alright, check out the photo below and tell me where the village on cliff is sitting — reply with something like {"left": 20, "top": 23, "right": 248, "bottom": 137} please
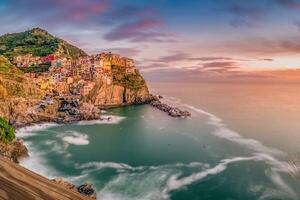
{"left": 13, "top": 51, "right": 137, "bottom": 96}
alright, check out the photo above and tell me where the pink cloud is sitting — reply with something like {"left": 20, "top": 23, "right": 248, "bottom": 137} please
{"left": 103, "top": 18, "right": 172, "bottom": 42}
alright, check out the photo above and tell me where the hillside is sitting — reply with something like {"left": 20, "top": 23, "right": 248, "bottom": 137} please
{"left": 0, "top": 28, "right": 150, "bottom": 124}
{"left": 0, "top": 56, "right": 44, "bottom": 99}
{"left": 0, "top": 28, "right": 87, "bottom": 60}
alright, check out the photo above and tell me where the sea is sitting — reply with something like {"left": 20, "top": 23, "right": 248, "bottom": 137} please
{"left": 17, "top": 82, "right": 300, "bottom": 200}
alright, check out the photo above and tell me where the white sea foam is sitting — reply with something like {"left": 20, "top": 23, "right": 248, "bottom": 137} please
{"left": 62, "top": 131, "right": 89, "bottom": 145}
{"left": 182, "top": 104, "right": 284, "bottom": 156}
{"left": 19, "top": 141, "right": 60, "bottom": 179}
{"left": 76, "top": 161, "right": 209, "bottom": 174}
{"left": 76, "top": 161, "right": 134, "bottom": 171}
{"left": 162, "top": 156, "right": 259, "bottom": 198}
{"left": 97, "top": 165, "right": 178, "bottom": 200}
{"left": 156, "top": 96, "right": 295, "bottom": 198}
{"left": 16, "top": 123, "right": 59, "bottom": 138}
{"left": 267, "top": 170, "right": 297, "bottom": 199}
{"left": 76, "top": 115, "right": 125, "bottom": 125}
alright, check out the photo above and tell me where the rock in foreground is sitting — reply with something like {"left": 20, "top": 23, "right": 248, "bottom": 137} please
{"left": 0, "top": 156, "right": 91, "bottom": 200}
{"left": 52, "top": 178, "right": 96, "bottom": 199}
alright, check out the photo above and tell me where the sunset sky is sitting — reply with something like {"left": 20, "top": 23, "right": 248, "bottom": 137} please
{"left": 1, "top": 0, "right": 300, "bottom": 81}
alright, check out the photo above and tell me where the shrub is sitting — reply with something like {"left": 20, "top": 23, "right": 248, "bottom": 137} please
{"left": 0, "top": 117, "right": 15, "bottom": 143}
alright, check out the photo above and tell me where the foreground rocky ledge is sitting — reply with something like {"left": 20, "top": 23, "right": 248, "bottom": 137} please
{"left": 0, "top": 156, "right": 94, "bottom": 200}
{"left": 147, "top": 95, "right": 191, "bottom": 118}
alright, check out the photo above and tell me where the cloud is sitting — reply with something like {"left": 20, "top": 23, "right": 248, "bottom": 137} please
{"left": 201, "top": 61, "right": 240, "bottom": 72}
{"left": 220, "top": 37, "right": 300, "bottom": 56}
{"left": 275, "top": 0, "right": 300, "bottom": 9}
{"left": 294, "top": 20, "right": 300, "bottom": 30}
{"left": 103, "top": 18, "right": 178, "bottom": 42}
{"left": 229, "top": 5, "right": 264, "bottom": 19}
{"left": 104, "top": 18, "right": 163, "bottom": 41}
{"left": 151, "top": 52, "right": 191, "bottom": 63}
{"left": 189, "top": 56, "right": 250, "bottom": 62}
{"left": 147, "top": 53, "right": 252, "bottom": 64}
{"left": 260, "top": 58, "right": 274, "bottom": 61}
{"left": 226, "top": 4, "right": 265, "bottom": 28}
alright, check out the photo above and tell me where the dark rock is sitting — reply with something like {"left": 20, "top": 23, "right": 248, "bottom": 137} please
{"left": 52, "top": 179, "right": 96, "bottom": 199}
{"left": 148, "top": 95, "right": 191, "bottom": 118}
{"left": 77, "top": 183, "right": 96, "bottom": 199}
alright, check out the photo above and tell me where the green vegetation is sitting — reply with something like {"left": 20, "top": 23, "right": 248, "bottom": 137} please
{"left": 19, "top": 62, "right": 51, "bottom": 74}
{"left": 111, "top": 65, "right": 146, "bottom": 91}
{"left": 0, "top": 117, "right": 15, "bottom": 143}
{"left": 0, "top": 28, "right": 87, "bottom": 60}
{"left": 0, "top": 56, "right": 44, "bottom": 98}
{"left": 0, "top": 56, "right": 22, "bottom": 76}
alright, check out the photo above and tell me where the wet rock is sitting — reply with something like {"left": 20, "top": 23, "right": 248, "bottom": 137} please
{"left": 0, "top": 139, "right": 28, "bottom": 163}
{"left": 52, "top": 178, "right": 96, "bottom": 199}
{"left": 148, "top": 95, "right": 191, "bottom": 118}
{"left": 77, "top": 183, "right": 96, "bottom": 199}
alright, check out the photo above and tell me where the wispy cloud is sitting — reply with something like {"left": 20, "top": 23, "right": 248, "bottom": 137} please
{"left": 103, "top": 18, "right": 179, "bottom": 43}
{"left": 225, "top": 4, "right": 266, "bottom": 28}
{"left": 275, "top": 0, "right": 300, "bottom": 10}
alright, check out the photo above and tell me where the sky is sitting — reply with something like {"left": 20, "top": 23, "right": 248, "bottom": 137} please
{"left": 1, "top": 0, "right": 300, "bottom": 82}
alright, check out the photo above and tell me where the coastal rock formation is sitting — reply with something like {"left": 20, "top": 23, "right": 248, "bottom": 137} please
{"left": 87, "top": 66, "right": 150, "bottom": 107}
{"left": 0, "top": 139, "right": 28, "bottom": 163}
{"left": 52, "top": 178, "right": 96, "bottom": 199}
{"left": 148, "top": 95, "right": 191, "bottom": 118}
{"left": 77, "top": 183, "right": 96, "bottom": 199}
{"left": 89, "top": 82, "right": 149, "bottom": 107}
{"left": 0, "top": 97, "right": 58, "bottom": 127}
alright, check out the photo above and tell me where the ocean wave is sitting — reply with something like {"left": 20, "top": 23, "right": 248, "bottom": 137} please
{"left": 161, "top": 156, "right": 259, "bottom": 198}
{"left": 157, "top": 96, "right": 295, "bottom": 197}
{"left": 62, "top": 131, "right": 89, "bottom": 145}
{"left": 84, "top": 153, "right": 295, "bottom": 200}
{"left": 161, "top": 153, "right": 296, "bottom": 199}
{"left": 181, "top": 104, "right": 285, "bottom": 157}
{"left": 75, "top": 161, "right": 209, "bottom": 174}
{"left": 265, "top": 170, "right": 297, "bottom": 199}
{"left": 16, "top": 123, "right": 60, "bottom": 138}
{"left": 19, "top": 141, "right": 60, "bottom": 179}
{"left": 75, "top": 115, "right": 125, "bottom": 125}
{"left": 97, "top": 165, "right": 178, "bottom": 200}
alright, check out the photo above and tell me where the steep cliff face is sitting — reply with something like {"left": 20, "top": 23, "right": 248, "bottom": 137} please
{"left": 0, "top": 97, "right": 60, "bottom": 126}
{"left": 87, "top": 66, "right": 150, "bottom": 107}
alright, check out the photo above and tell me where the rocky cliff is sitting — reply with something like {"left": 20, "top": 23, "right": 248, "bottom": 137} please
{"left": 87, "top": 65, "right": 149, "bottom": 107}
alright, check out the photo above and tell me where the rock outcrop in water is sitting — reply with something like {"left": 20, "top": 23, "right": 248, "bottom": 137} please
{"left": 148, "top": 95, "right": 191, "bottom": 118}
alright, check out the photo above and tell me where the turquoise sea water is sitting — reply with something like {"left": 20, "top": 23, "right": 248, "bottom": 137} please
{"left": 18, "top": 82, "right": 300, "bottom": 200}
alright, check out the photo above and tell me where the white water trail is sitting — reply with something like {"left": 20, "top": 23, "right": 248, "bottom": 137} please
{"left": 17, "top": 123, "right": 60, "bottom": 138}
{"left": 62, "top": 131, "right": 89, "bottom": 145}
{"left": 162, "top": 156, "right": 257, "bottom": 198}
{"left": 76, "top": 115, "right": 125, "bottom": 125}
{"left": 155, "top": 96, "right": 296, "bottom": 199}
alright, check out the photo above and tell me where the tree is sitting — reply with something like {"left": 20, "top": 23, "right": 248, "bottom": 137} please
{"left": 0, "top": 117, "right": 15, "bottom": 143}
